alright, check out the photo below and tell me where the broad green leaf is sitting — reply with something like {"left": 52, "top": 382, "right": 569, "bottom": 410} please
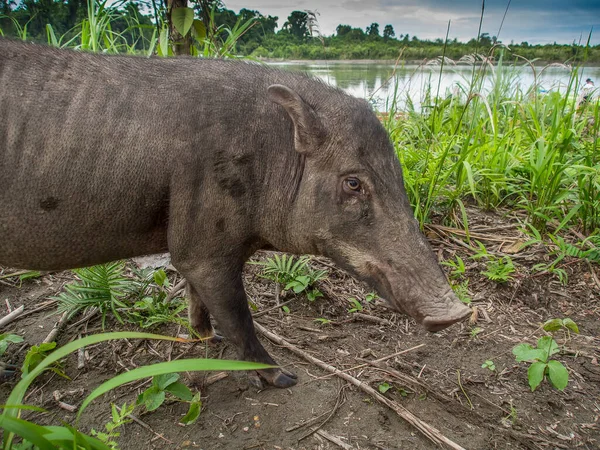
{"left": 180, "top": 394, "right": 202, "bottom": 425}
{"left": 542, "top": 318, "right": 563, "bottom": 332}
{"left": 547, "top": 360, "right": 569, "bottom": 390}
{"left": 562, "top": 318, "right": 579, "bottom": 334}
{"left": 153, "top": 270, "right": 168, "bottom": 288}
{"left": 153, "top": 372, "right": 179, "bottom": 390}
{"left": 537, "top": 336, "right": 560, "bottom": 359}
{"left": 192, "top": 19, "right": 206, "bottom": 40}
{"left": 78, "top": 358, "right": 272, "bottom": 420}
{"left": 0, "top": 334, "right": 24, "bottom": 356}
{"left": 164, "top": 381, "right": 193, "bottom": 401}
{"left": 528, "top": 361, "right": 547, "bottom": 391}
{"left": 378, "top": 382, "right": 391, "bottom": 394}
{"left": 172, "top": 7, "right": 194, "bottom": 37}
{"left": 158, "top": 27, "right": 169, "bottom": 57}
{"left": 0, "top": 416, "right": 55, "bottom": 450}
{"left": 512, "top": 343, "right": 545, "bottom": 362}
{"left": 142, "top": 387, "right": 165, "bottom": 411}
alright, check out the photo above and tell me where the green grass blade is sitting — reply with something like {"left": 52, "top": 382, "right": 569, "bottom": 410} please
{"left": 78, "top": 359, "right": 271, "bottom": 420}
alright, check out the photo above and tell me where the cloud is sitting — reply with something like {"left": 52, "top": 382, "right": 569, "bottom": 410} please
{"left": 222, "top": 0, "right": 600, "bottom": 44}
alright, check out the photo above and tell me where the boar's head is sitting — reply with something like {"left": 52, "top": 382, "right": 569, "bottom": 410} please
{"left": 267, "top": 84, "right": 470, "bottom": 332}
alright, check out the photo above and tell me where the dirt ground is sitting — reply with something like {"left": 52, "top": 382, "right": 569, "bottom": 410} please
{"left": 1, "top": 207, "right": 599, "bottom": 450}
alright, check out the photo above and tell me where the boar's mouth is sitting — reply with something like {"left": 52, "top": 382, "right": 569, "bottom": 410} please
{"left": 366, "top": 262, "right": 471, "bottom": 332}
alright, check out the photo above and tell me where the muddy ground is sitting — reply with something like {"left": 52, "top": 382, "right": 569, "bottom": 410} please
{"left": 1, "top": 208, "right": 599, "bottom": 450}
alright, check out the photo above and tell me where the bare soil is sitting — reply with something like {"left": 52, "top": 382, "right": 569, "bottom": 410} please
{"left": 1, "top": 207, "right": 599, "bottom": 450}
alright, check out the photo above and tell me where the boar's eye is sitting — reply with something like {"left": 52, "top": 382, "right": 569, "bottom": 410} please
{"left": 343, "top": 177, "right": 361, "bottom": 193}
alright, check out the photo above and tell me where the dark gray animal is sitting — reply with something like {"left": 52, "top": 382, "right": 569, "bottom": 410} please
{"left": 0, "top": 39, "right": 470, "bottom": 387}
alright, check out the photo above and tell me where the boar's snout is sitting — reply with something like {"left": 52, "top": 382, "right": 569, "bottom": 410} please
{"left": 420, "top": 292, "right": 472, "bottom": 332}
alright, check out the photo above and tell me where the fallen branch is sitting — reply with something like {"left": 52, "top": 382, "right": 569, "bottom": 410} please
{"left": 315, "top": 430, "right": 352, "bottom": 449}
{"left": 254, "top": 322, "right": 465, "bottom": 450}
{"left": 353, "top": 312, "right": 393, "bottom": 326}
{"left": 0, "top": 305, "right": 25, "bottom": 329}
{"left": 43, "top": 311, "right": 69, "bottom": 343}
{"left": 166, "top": 279, "right": 187, "bottom": 303}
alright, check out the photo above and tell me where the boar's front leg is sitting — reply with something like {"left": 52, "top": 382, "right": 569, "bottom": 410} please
{"left": 178, "top": 260, "right": 297, "bottom": 388}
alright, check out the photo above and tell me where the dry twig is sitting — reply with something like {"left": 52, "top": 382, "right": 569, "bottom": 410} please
{"left": 255, "top": 322, "right": 465, "bottom": 450}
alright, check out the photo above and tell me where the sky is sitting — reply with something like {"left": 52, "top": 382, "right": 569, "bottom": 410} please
{"left": 223, "top": 0, "right": 600, "bottom": 45}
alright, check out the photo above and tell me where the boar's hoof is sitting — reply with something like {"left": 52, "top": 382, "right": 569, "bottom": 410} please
{"left": 203, "top": 333, "right": 224, "bottom": 345}
{"left": 249, "top": 368, "right": 298, "bottom": 389}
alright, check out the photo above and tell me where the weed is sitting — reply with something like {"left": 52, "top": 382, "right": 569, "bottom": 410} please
{"left": 21, "top": 342, "right": 67, "bottom": 379}
{"left": 0, "top": 334, "right": 23, "bottom": 357}
{"left": 347, "top": 297, "right": 364, "bottom": 313}
{"left": 90, "top": 402, "right": 135, "bottom": 449}
{"left": 54, "top": 262, "right": 131, "bottom": 328}
{"left": 137, "top": 373, "right": 202, "bottom": 425}
{"left": 482, "top": 256, "right": 515, "bottom": 283}
{"left": 252, "top": 254, "right": 328, "bottom": 302}
{"left": 378, "top": 382, "right": 391, "bottom": 394}
{"left": 451, "top": 280, "right": 472, "bottom": 304}
{"left": 314, "top": 318, "right": 332, "bottom": 325}
{"left": 469, "top": 327, "right": 483, "bottom": 338}
{"left": 481, "top": 360, "right": 496, "bottom": 372}
{"left": 512, "top": 336, "right": 569, "bottom": 391}
{"left": 1, "top": 332, "right": 271, "bottom": 449}
{"left": 442, "top": 255, "right": 467, "bottom": 279}
{"left": 543, "top": 317, "right": 580, "bottom": 343}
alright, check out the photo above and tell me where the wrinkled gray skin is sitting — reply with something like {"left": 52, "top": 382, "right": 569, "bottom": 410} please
{"left": 0, "top": 39, "right": 470, "bottom": 387}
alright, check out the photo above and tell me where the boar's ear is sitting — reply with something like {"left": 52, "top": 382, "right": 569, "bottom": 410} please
{"left": 267, "top": 84, "right": 326, "bottom": 154}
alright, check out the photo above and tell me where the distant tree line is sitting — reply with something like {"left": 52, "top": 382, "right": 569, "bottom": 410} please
{"left": 1, "top": 0, "right": 598, "bottom": 62}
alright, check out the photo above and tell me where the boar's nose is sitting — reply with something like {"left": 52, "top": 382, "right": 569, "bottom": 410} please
{"left": 420, "top": 293, "right": 471, "bottom": 332}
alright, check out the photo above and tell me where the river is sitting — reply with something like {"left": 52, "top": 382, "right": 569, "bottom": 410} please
{"left": 270, "top": 61, "right": 600, "bottom": 111}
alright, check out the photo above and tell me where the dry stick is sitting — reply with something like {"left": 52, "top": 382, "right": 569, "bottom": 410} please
{"left": 166, "top": 278, "right": 187, "bottom": 303}
{"left": 315, "top": 430, "right": 353, "bottom": 450}
{"left": 16, "top": 300, "right": 58, "bottom": 320}
{"left": 299, "top": 344, "right": 425, "bottom": 385}
{"left": 43, "top": 311, "right": 69, "bottom": 343}
{"left": 0, "top": 305, "right": 25, "bottom": 328}
{"left": 67, "top": 308, "right": 98, "bottom": 330}
{"left": 254, "top": 323, "right": 464, "bottom": 450}
{"left": 114, "top": 405, "right": 174, "bottom": 444}
{"left": 253, "top": 299, "right": 294, "bottom": 318}
{"left": 353, "top": 312, "right": 393, "bottom": 326}
{"left": 587, "top": 261, "right": 600, "bottom": 291}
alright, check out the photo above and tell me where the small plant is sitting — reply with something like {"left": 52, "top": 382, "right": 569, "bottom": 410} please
{"left": 0, "top": 334, "right": 23, "bottom": 357}
{"left": 91, "top": 402, "right": 135, "bottom": 449}
{"left": 442, "top": 255, "right": 466, "bottom": 279}
{"left": 501, "top": 401, "right": 518, "bottom": 427}
{"left": 314, "top": 318, "right": 332, "bottom": 325}
{"left": 451, "top": 280, "right": 472, "bottom": 304}
{"left": 365, "top": 292, "right": 378, "bottom": 303}
{"left": 21, "top": 342, "right": 67, "bottom": 379}
{"left": 347, "top": 297, "right": 364, "bottom": 313}
{"left": 482, "top": 256, "right": 515, "bottom": 283}
{"left": 481, "top": 360, "right": 496, "bottom": 372}
{"left": 542, "top": 317, "right": 579, "bottom": 341}
{"left": 252, "top": 254, "right": 328, "bottom": 301}
{"left": 54, "top": 262, "right": 131, "bottom": 327}
{"left": 378, "top": 382, "right": 391, "bottom": 394}
{"left": 469, "top": 327, "right": 483, "bottom": 338}
{"left": 137, "top": 373, "right": 202, "bottom": 425}
{"left": 512, "top": 336, "right": 569, "bottom": 391}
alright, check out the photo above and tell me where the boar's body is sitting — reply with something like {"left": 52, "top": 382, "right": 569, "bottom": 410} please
{"left": 0, "top": 39, "right": 469, "bottom": 387}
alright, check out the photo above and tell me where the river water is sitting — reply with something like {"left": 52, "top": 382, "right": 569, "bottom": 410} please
{"left": 271, "top": 61, "right": 600, "bottom": 111}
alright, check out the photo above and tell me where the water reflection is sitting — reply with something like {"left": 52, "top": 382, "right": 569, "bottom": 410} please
{"left": 270, "top": 61, "right": 600, "bottom": 111}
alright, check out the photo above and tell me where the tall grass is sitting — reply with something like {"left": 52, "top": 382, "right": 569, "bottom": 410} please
{"left": 386, "top": 51, "right": 599, "bottom": 235}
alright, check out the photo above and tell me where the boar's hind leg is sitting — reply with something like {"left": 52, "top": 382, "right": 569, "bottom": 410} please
{"left": 180, "top": 263, "right": 297, "bottom": 388}
{"left": 186, "top": 283, "right": 223, "bottom": 344}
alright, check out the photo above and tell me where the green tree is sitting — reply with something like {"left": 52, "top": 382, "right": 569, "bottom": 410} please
{"left": 366, "top": 22, "right": 379, "bottom": 37}
{"left": 283, "top": 10, "right": 308, "bottom": 41}
{"left": 336, "top": 24, "right": 351, "bottom": 37}
{"left": 383, "top": 24, "right": 395, "bottom": 41}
